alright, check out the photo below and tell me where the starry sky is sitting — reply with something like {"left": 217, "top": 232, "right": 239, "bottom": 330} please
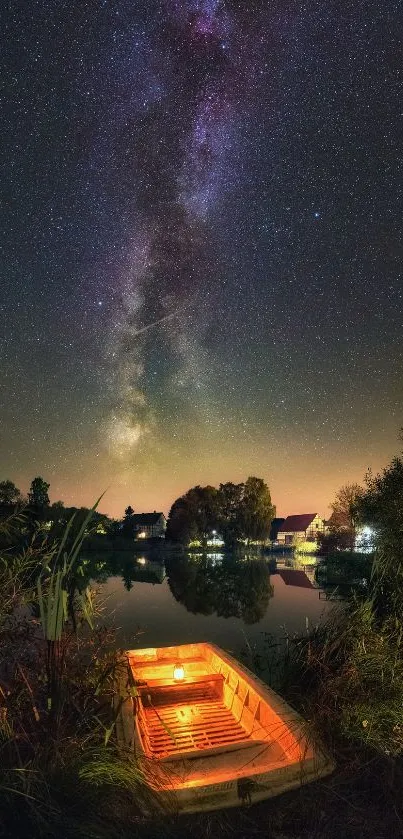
{"left": 1, "top": 0, "right": 402, "bottom": 519}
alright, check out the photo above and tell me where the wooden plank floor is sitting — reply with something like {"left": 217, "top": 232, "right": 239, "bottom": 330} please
{"left": 140, "top": 684, "right": 248, "bottom": 759}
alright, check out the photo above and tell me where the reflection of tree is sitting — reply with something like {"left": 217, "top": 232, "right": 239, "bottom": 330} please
{"left": 77, "top": 554, "right": 165, "bottom": 591}
{"left": 166, "top": 556, "right": 273, "bottom": 625}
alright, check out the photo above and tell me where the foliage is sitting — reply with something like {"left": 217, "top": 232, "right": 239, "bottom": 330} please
{"left": 286, "top": 602, "right": 403, "bottom": 759}
{"left": 166, "top": 477, "right": 275, "bottom": 547}
{"left": 358, "top": 454, "right": 403, "bottom": 619}
{"left": 166, "top": 485, "right": 220, "bottom": 546}
{"left": 47, "top": 505, "right": 110, "bottom": 547}
{"left": 330, "top": 483, "right": 363, "bottom": 530}
{"left": 317, "top": 528, "right": 358, "bottom": 555}
{"left": 0, "top": 501, "right": 150, "bottom": 836}
{"left": 239, "top": 477, "right": 275, "bottom": 543}
{"left": 0, "top": 479, "right": 22, "bottom": 505}
{"left": 28, "top": 476, "right": 50, "bottom": 508}
{"left": 292, "top": 538, "right": 318, "bottom": 555}
{"left": 218, "top": 482, "right": 245, "bottom": 547}
{"left": 122, "top": 506, "right": 137, "bottom": 538}
{"left": 279, "top": 445, "right": 403, "bottom": 772}
{"left": 323, "top": 482, "right": 364, "bottom": 552}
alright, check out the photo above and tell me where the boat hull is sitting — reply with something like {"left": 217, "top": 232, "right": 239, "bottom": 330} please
{"left": 117, "top": 642, "right": 334, "bottom": 814}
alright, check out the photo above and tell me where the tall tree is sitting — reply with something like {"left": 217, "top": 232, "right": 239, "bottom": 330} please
{"left": 218, "top": 482, "right": 244, "bottom": 547}
{"left": 329, "top": 483, "right": 363, "bottom": 531}
{"left": 0, "top": 480, "right": 22, "bottom": 505}
{"left": 122, "top": 505, "right": 136, "bottom": 538}
{"left": 28, "top": 477, "right": 50, "bottom": 508}
{"left": 166, "top": 485, "right": 220, "bottom": 546}
{"left": 324, "top": 483, "right": 364, "bottom": 551}
{"left": 167, "top": 478, "right": 275, "bottom": 547}
{"left": 166, "top": 496, "right": 199, "bottom": 544}
{"left": 239, "top": 477, "right": 276, "bottom": 544}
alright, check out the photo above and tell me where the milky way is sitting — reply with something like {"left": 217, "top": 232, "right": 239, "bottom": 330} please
{"left": 105, "top": 0, "right": 243, "bottom": 460}
{"left": 1, "top": 0, "right": 402, "bottom": 517}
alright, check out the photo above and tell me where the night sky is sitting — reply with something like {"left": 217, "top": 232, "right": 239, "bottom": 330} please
{"left": 1, "top": 0, "right": 402, "bottom": 519}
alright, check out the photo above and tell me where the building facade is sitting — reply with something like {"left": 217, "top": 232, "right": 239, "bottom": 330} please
{"left": 277, "top": 513, "right": 325, "bottom": 545}
{"left": 131, "top": 512, "right": 167, "bottom": 539}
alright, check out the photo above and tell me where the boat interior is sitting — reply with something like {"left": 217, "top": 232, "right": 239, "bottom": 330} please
{"left": 128, "top": 643, "right": 308, "bottom": 766}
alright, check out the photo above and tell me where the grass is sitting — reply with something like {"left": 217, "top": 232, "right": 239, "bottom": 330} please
{"left": 1, "top": 479, "right": 403, "bottom": 839}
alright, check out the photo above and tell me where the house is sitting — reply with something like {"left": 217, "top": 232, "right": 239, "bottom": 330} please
{"left": 270, "top": 518, "right": 285, "bottom": 542}
{"left": 131, "top": 512, "right": 166, "bottom": 539}
{"left": 277, "top": 514, "right": 325, "bottom": 546}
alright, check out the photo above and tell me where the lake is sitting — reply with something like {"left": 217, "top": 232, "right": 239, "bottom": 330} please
{"left": 90, "top": 552, "right": 333, "bottom": 664}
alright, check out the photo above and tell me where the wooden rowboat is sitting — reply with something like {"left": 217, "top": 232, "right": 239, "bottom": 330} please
{"left": 117, "top": 642, "right": 334, "bottom": 814}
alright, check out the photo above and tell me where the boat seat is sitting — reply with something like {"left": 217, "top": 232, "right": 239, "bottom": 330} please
{"left": 136, "top": 680, "right": 266, "bottom": 762}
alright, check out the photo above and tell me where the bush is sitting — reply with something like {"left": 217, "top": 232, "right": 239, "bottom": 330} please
{"left": 286, "top": 601, "right": 403, "bottom": 759}
{"left": 0, "top": 507, "right": 151, "bottom": 837}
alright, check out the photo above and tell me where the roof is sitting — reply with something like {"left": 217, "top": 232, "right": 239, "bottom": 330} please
{"left": 278, "top": 514, "right": 318, "bottom": 533}
{"left": 278, "top": 570, "right": 315, "bottom": 589}
{"left": 131, "top": 513, "right": 165, "bottom": 525}
{"left": 270, "top": 517, "right": 285, "bottom": 538}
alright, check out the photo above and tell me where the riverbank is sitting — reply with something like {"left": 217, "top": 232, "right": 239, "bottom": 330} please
{"left": 1, "top": 457, "right": 402, "bottom": 839}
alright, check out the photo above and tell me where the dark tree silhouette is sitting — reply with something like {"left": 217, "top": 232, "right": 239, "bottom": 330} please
{"left": 167, "top": 477, "right": 275, "bottom": 547}
{"left": 0, "top": 480, "right": 22, "bottom": 505}
{"left": 28, "top": 477, "right": 50, "bottom": 508}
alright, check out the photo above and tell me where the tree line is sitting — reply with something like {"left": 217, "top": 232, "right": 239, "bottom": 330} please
{"left": 166, "top": 476, "right": 275, "bottom": 547}
{"left": 0, "top": 477, "right": 51, "bottom": 508}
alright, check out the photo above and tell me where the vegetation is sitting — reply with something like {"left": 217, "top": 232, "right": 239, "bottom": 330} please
{"left": 0, "top": 503, "right": 157, "bottom": 837}
{"left": 318, "top": 482, "right": 363, "bottom": 554}
{"left": 269, "top": 443, "right": 403, "bottom": 831}
{"left": 122, "top": 505, "right": 137, "bottom": 538}
{"left": 357, "top": 453, "right": 403, "bottom": 618}
{"left": 28, "top": 475, "right": 50, "bottom": 509}
{"left": 166, "top": 477, "right": 275, "bottom": 547}
{"left": 0, "top": 479, "right": 23, "bottom": 505}
{"left": 1, "top": 441, "right": 403, "bottom": 837}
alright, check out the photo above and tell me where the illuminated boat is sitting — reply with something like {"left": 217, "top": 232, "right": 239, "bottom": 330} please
{"left": 117, "top": 642, "right": 334, "bottom": 814}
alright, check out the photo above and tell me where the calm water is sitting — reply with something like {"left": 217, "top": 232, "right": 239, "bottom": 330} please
{"left": 91, "top": 552, "right": 333, "bottom": 660}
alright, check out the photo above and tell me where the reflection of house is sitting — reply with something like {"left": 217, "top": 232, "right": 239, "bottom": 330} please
{"left": 277, "top": 514, "right": 325, "bottom": 545}
{"left": 134, "top": 559, "right": 166, "bottom": 584}
{"left": 277, "top": 569, "right": 315, "bottom": 589}
{"left": 132, "top": 513, "right": 166, "bottom": 539}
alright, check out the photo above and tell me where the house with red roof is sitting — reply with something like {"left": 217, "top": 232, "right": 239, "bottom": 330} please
{"left": 277, "top": 513, "right": 325, "bottom": 546}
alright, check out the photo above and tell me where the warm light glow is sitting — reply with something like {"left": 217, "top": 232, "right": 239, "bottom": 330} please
{"left": 173, "top": 663, "right": 185, "bottom": 681}
{"left": 137, "top": 557, "right": 147, "bottom": 565}
{"left": 138, "top": 531, "right": 147, "bottom": 539}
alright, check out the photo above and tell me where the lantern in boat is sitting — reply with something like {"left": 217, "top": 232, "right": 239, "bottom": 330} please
{"left": 173, "top": 663, "right": 185, "bottom": 682}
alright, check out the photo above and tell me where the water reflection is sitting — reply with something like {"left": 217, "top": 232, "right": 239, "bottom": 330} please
{"left": 89, "top": 550, "right": 332, "bottom": 652}
{"left": 83, "top": 553, "right": 166, "bottom": 590}
{"left": 165, "top": 555, "right": 273, "bottom": 625}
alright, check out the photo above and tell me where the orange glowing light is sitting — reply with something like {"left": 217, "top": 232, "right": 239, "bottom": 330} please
{"left": 173, "top": 663, "right": 185, "bottom": 681}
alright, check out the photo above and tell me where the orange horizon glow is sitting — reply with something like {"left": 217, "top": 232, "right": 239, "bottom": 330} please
{"left": 11, "top": 432, "right": 399, "bottom": 521}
